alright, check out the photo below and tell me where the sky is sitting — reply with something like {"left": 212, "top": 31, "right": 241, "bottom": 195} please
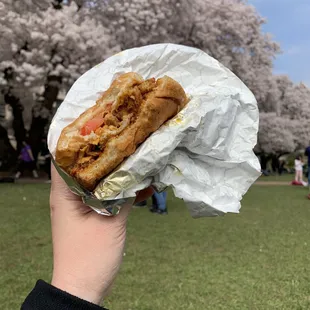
{"left": 248, "top": 0, "right": 310, "bottom": 86}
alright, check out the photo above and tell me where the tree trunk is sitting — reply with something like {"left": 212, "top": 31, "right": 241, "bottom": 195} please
{"left": 4, "top": 89, "right": 25, "bottom": 153}
{"left": 260, "top": 153, "right": 267, "bottom": 171}
{"left": 2, "top": 76, "right": 61, "bottom": 164}
{"left": 28, "top": 104, "right": 50, "bottom": 160}
{"left": 43, "top": 76, "right": 61, "bottom": 110}
{"left": 0, "top": 124, "right": 17, "bottom": 171}
{"left": 28, "top": 76, "right": 61, "bottom": 160}
{"left": 271, "top": 154, "right": 279, "bottom": 174}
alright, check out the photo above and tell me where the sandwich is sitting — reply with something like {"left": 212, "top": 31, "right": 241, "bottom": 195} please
{"left": 55, "top": 72, "right": 188, "bottom": 191}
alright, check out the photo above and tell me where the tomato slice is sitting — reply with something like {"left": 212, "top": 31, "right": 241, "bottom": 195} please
{"left": 80, "top": 117, "right": 105, "bottom": 136}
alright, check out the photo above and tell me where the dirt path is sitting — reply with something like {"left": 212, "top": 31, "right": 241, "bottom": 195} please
{"left": 0, "top": 176, "right": 304, "bottom": 187}
{"left": 15, "top": 178, "right": 50, "bottom": 184}
{"left": 255, "top": 181, "right": 309, "bottom": 187}
{"left": 14, "top": 180, "right": 298, "bottom": 186}
{"left": 255, "top": 181, "right": 291, "bottom": 186}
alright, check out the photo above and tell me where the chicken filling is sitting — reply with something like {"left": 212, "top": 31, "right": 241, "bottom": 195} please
{"left": 72, "top": 78, "right": 156, "bottom": 172}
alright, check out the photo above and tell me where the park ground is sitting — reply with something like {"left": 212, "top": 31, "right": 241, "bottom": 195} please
{"left": 1, "top": 180, "right": 310, "bottom": 309}
{"left": 259, "top": 174, "right": 299, "bottom": 183}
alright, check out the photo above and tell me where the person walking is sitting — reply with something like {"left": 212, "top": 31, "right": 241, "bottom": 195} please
{"left": 135, "top": 191, "right": 168, "bottom": 214}
{"left": 294, "top": 155, "right": 307, "bottom": 186}
{"left": 305, "top": 143, "right": 310, "bottom": 185}
{"left": 150, "top": 191, "right": 168, "bottom": 215}
{"left": 15, "top": 141, "right": 39, "bottom": 179}
{"left": 134, "top": 200, "right": 147, "bottom": 207}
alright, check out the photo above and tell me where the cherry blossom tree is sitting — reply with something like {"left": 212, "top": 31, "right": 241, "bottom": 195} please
{"left": 94, "top": 0, "right": 280, "bottom": 105}
{"left": 93, "top": 0, "right": 310, "bottom": 157}
{"left": 257, "top": 113, "right": 295, "bottom": 155}
{"left": 257, "top": 77, "right": 310, "bottom": 156}
{"left": 281, "top": 83, "right": 310, "bottom": 120}
{"left": 1, "top": 0, "right": 310, "bottom": 167}
{"left": 0, "top": 1, "right": 117, "bottom": 159}
{"left": 1, "top": 2, "right": 116, "bottom": 95}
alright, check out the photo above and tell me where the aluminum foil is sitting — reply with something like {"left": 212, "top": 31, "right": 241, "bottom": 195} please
{"left": 48, "top": 43, "right": 261, "bottom": 218}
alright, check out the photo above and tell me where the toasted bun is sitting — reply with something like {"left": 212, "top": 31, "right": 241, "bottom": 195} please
{"left": 56, "top": 72, "right": 144, "bottom": 169}
{"left": 55, "top": 72, "right": 187, "bottom": 191}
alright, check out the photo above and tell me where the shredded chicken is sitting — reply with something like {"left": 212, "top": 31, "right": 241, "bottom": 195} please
{"left": 102, "top": 114, "right": 119, "bottom": 127}
{"left": 75, "top": 79, "right": 157, "bottom": 169}
{"left": 138, "top": 78, "right": 156, "bottom": 94}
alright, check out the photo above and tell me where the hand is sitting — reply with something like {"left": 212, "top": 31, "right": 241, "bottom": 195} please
{"left": 50, "top": 164, "right": 153, "bottom": 305}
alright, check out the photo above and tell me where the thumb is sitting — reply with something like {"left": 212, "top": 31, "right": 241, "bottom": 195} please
{"left": 50, "top": 163, "right": 82, "bottom": 205}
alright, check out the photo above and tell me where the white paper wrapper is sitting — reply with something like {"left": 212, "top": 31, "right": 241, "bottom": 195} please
{"left": 48, "top": 43, "right": 261, "bottom": 218}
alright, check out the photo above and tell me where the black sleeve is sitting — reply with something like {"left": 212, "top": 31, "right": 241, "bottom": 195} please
{"left": 21, "top": 280, "right": 108, "bottom": 310}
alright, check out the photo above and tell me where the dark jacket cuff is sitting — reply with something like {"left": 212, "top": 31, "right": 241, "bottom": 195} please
{"left": 21, "top": 280, "right": 108, "bottom": 310}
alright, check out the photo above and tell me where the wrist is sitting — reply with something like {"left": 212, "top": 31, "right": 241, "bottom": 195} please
{"left": 51, "top": 274, "right": 103, "bottom": 305}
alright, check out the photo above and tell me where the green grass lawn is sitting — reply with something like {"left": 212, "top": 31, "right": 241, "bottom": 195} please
{"left": 1, "top": 183, "right": 310, "bottom": 309}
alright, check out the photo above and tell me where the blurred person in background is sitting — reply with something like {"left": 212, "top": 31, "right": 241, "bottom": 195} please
{"left": 305, "top": 143, "right": 310, "bottom": 199}
{"left": 134, "top": 199, "right": 147, "bottom": 208}
{"left": 294, "top": 155, "right": 307, "bottom": 186}
{"left": 38, "top": 137, "right": 51, "bottom": 180}
{"left": 305, "top": 143, "right": 310, "bottom": 185}
{"left": 278, "top": 159, "right": 286, "bottom": 175}
{"left": 135, "top": 191, "right": 168, "bottom": 215}
{"left": 150, "top": 191, "right": 168, "bottom": 215}
{"left": 15, "top": 140, "right": 38, "bottom": 179}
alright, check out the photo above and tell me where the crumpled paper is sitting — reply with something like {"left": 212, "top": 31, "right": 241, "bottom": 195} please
{"left": 48, "top": 43, "right": 261, "bottom": 218}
